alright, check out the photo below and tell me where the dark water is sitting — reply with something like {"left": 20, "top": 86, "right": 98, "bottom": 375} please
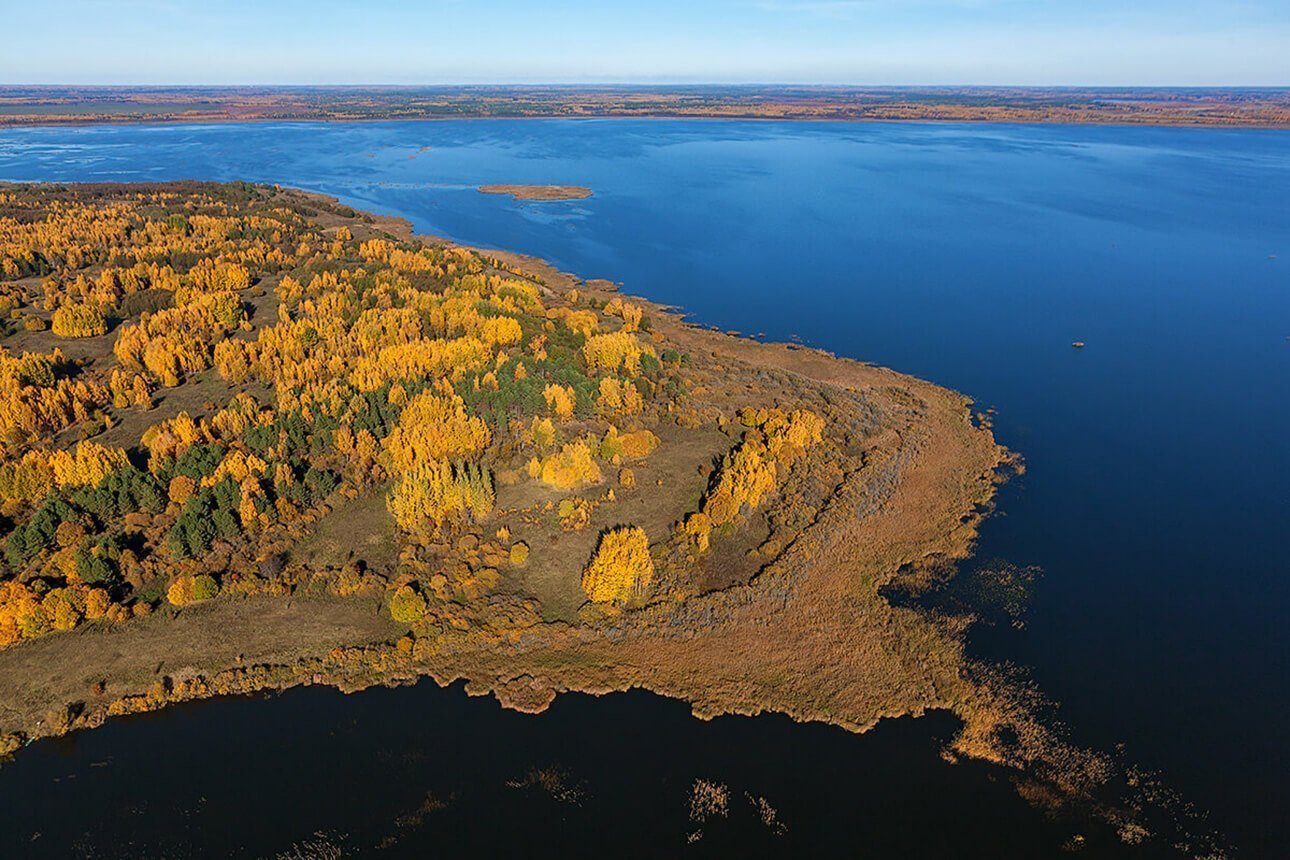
{"left": 1, "top": 120, "right": 1287, "bottom": 856}
{"left": 0, "top": 682, "right": 1144, "bottom": 858}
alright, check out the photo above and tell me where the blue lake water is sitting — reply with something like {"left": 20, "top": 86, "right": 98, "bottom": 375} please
{"left": 0, "top": 119, "right": 1287, "bottom": 856}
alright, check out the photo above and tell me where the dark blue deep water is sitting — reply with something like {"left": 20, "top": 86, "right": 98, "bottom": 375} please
{"left": 0, "top": 120, "right": 1286, "bottom": 856}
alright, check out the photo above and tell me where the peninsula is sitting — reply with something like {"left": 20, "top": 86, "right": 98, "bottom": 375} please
{"left": 0, "top": 183, "right": 1104, "bottom": 816}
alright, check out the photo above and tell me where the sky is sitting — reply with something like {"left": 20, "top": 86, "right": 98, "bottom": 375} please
{"left": 2, "top": 0, "right": 1287, "bottom": 86}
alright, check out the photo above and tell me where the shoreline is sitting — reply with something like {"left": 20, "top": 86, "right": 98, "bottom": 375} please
{"left": 3, "top": 113, "right": 1290, "bottom": 132}
{"left": 3, "top": 185, "right": 1009, "bottom": 752}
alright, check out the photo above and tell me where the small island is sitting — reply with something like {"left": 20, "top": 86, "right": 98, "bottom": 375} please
{"left": 479, "top": 184, "right": 593, "bottom": 201}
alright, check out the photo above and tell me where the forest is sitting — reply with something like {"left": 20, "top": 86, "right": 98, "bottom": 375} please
{"left": 0, "top": 182, "right": 833, "bottom": 685}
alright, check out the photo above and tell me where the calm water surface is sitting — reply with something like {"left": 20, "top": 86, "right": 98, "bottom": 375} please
{"left": 0, "top": 120, "right": 1286, "bottom": 856}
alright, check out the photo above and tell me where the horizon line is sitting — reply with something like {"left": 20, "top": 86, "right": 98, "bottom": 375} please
{"left": 2, "top": 82, "right": 1289, "bottom": 90}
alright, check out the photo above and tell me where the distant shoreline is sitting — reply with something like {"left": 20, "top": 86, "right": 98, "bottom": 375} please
{"left": 1, "top": 84, "right": 1288, "bottom": 129}
{"left": 4, "top": 114, "right": 1289, "bottom": 133}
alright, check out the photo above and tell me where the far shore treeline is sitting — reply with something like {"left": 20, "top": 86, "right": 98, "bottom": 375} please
{"left": 0, "top": 85, "right": 1287, "bottom": 128}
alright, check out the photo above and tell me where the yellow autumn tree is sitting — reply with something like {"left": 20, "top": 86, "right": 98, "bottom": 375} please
{"left": 238, "top": 476, "right": 266, "bottom": 529}
{"left": 0, "top": 348, "right": 108, "bottom": 441}
{"left": 208, "top": 449, "right": 268, "bottom": 487}
{"left": 189, "top": 259, "right": 251, "bottom": 292}
{"left": 348, "top": 337, "right": 491, "bottom": 392}
{"left": 539, "top": 439, "right": 603, "bottom": 490}
{"left": 51, "top": 304, "right": 107, "bottom": 337}
{"left": 527, "top": 416, "right": 556, "bottom": 450}
{"left": 742, "top": 407, "right": 826, "bottom": 463}
{"left": 109, "top": 368, "right": 152, "bottom": 409}
{"left": 0, "top": 581, "right": 44, "bottom": 646}
{"left": 563, "top": 309, "right": 598, "bottom": 338}
{"left": 207, "top": 393, "right": 265, "bottom": 440}
{"left": 385, "top": 391, "right": 491, "bottom": 470}
{"left": 604, "top": 298, "right": 645, "bottom": 332}
{"left": 478, "top": 314, "right": 523, "bottom": 346}
{"left": 584, "top": 331, "right": 654, "bottom": 376}
{"left": 0, "top": 442, "right": 128, "bottom": 502}
{"left": 47, "top": 441, "right": 129, "bottom": 489}
{"left": 599, "top": 426, "right": 659, "bottom": 462}
{"left": 582, "top": 526, "right": 654, "bottom": 604}
{"left": 596, "top": 377, "right": 643, "bottom": 416}
{"left": 167, "top": 574, "right": 220, "bottom": 606}
{"left": 0, "top": 451, "right": 55, "bottom": 502}
{"left": 389, "top": 584, "right": 428, "bottom": 623}
{"left": 213, "top": 338, "right": 253, "bottom": 384}
{"left": 682, "top": 511, "right": 712, "bottom": 553}
{"left": 543, "top": 383, "right": 576, "bottom": 421}
{"left": 113, "top": 291, "right": 244, "bottom": 386}
{"left": 141, "top": 412, "right": 205, "bottom": 470}
{"left": 388, "top": 460, "right": 494, "bottom": 531}
{"left": 702, "top": 438, "right": 778, "bottom": 526}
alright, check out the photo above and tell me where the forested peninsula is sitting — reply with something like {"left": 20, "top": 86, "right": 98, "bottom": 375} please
{"left": 0, "top": 183, "right": 1115, "bottom": 818}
